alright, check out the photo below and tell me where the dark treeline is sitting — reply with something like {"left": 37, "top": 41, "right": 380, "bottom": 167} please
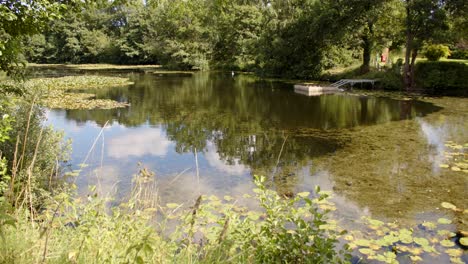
{"left": 20, "top": 0, "right": 467, "bottom": 82}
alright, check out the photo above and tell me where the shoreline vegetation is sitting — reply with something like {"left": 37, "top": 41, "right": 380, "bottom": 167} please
{"left": 1, "top": 163, "right": 466, "bottom": 263}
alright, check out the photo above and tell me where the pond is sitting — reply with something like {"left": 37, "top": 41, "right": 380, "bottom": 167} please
{"left": 41, "top": 70, "right": 467, "bottom": 262}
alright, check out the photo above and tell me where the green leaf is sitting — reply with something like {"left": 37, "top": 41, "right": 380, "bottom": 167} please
{"left": 437, "top": 218, "right": 452, "bottom": 225}
{"left": 166, "top": 203, "right": 179, "bottom": 209}
{"left": 441, "top": 202, "right": 457, "bottom": 210}
{"left": 445, "top": 248, "right": 462, "bottom": 257}
{"left": 297, "top": 192, "right": 310, "bottom": 198}
{"left": 368, "top": 219, "right": 384, "bottom": 227}
{"left": 460, "top": 237, "right": 468, "bottom": 246}
{"left": 414, "top": 237, "right": 429, "bottom": 246}
{"left": 355, "top": 239, "right": 371, "bottom": 247}
{"left": 359, "top": 248, "right": 375, "bottom": 255}
{"left": 440, "top": 239, "right": 455, "bottom": 247}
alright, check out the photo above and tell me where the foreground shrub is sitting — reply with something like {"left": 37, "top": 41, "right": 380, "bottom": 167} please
{"left": 0, "top": 89, "right": 70, "bottom": 213}
{"left": 0, "top": 176, "right": 350, "bottom": 264}
{"left": 415, "top": 61, "right": 468, "bottom": 92}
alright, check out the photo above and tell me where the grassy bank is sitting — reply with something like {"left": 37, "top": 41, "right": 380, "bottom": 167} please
{"left": 322, "top": 59, "right": 468, "bottom": 93}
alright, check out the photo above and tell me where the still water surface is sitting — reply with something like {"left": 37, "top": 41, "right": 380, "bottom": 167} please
{"left": 43, "top": 71, "right": 467, "bottom": 258}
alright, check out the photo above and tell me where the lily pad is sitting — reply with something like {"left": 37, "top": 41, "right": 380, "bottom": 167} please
{"left": 355, "top": 239, "right": 372, "bottom": 247}
{"left": 166, "top": 203, "right": 179, "bottom": 209}
{"left": 440, "top": 239, "right": 455, "bottom": 247}
{"left": 445, "top": 248, "right": 462, "bottom": 257}
{"left": 368, "top": 219, "right": 385, "bottom": 227}
{"left": 460, "top": 237, "right": 468, "bottom": 246}
{"left": 438, "top": 218, "right": 452, "bottom": 225}
{"left": 414, "top": 237, "right": 429, "bottom": 247}
{"left": 410, "top": 255, "right": 422, "bottom": 262}
{"left": 441, "top": 202, "right": 457, "bottom": 210}
{"left": 359, "top": 248, "right": 375, "bottom": 255}
{"left": 450, "top": 257, "right": 464, "bottom": 264}
{"left": 399, "top": 233, "right": 413, "bottom": 244}
{"left": 422, "top": 221, "right": 437, "bottom": 230}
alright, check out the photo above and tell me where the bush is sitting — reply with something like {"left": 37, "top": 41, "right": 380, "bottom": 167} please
{"left": 415, "top": 61, "right": 468, "bottom": 92}
{"left": 449, "top": 48, "right": 468, "bottom": 60}
{"left": 0, "top": 88, "right": 70, "bottom": 208}
{"left": 422, "top": 44, "right": 451, "bottom": 61}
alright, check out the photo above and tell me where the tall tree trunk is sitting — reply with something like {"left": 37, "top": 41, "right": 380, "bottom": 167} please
{"left": 361, "top": 22, "right": 374, "bottom": 74}
{"left": 403, "top": 3, "right": 412, "bottom": 91}
{"left": 410, "top": 48, "right": 418, "bottom": 90}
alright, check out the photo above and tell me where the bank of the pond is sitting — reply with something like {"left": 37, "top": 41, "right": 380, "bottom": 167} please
{"left": 321, "top": 60, "right": 468, "bottom": 94}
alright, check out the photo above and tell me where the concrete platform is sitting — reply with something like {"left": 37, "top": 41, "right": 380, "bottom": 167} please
{"left": 294, "top": 84, "right": 341, "bottom": 96}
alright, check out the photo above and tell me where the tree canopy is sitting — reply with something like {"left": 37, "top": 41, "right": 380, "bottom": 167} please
{"left": 2, "top": 0, "right": 467, "bottom": 87}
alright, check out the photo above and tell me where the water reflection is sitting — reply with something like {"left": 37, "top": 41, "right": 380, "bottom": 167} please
{"left": 107, "top": 127, "right": 172, "bottom": 159}
{"left": 42, "top": 71, "right": 462, "bottom": 224}
{"left": 419, "top": 119, "right": 448, "bottom": 173}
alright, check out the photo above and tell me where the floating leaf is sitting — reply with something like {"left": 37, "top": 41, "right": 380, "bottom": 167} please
{"left": 410, "top": 256, "right": 422, "bottom": 262}
{"left": 368, "top": 219, "right": 385, "bottom": 227}
{"left": 344, "top": 235, "right": 354, "bottom": 241}
{"left": 460, "top": 237, "right": 468, "bottom": 246}
{"left": 439, "top": 164, "right": 449, "bottom": 168}
{"left": 441, "top": 202, "right": 457, "bottom": 210}
{"left": 437, "top": 230, "right": 457, "bottom": 238}
{"left": 399, "top": 233, "right": 413, "bottom": 244}
{"left": 375, "top": 252, "right": 397, "bottom": 263}
{"left": 414, "top": 237, "right": 429, "bottom": 247}
{"left": 359, "top": 248, "right": 375, "bottom": 255}
{"left": 223, "top": 195, "right": 233, "bottom": 201}
{"left": 297, "top": 192, "right": 310, "bottom": 198}
{"left": 438, "top": 218, "right": 452, "bottom": 225}
{"left": 451, "top": 167, "right": 461, "bottom": 171}
{"left": 440, "top": 239, "right": 455, "bottom": 247}
{"left": 166, "top": 203, "right": 179, "bottom": 209}
{"left": 422, "top": 245, "right": 437, "bottom": 253}
{"left": 450, "top": 257, "right": 464, "bottom": 264}
{"left": 422, "top": 221, "right": 437, "bottom": 230}
{"left": 408, "top": 247, "right": 423, "bottom": 256}
{"left": 348, "top": 243, "right": 357, "bottom": 250}
{"left": 355, "top": 239, "right": 371, "bottom": 247}
{"left": 445, "top": 248, "right": 462, "bottom": 257}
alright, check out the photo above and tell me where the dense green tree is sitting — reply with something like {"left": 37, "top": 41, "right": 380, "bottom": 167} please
{"left": 0, "top": 0, "right": 64, "bottom": 78}
{"left": 11, "top": 0, "right": 467, "bottom": 81}
{"left": 402, "top": 0, "right": 450, "bottom": 90}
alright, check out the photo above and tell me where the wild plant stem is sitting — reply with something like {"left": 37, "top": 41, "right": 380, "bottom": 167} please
{"left": 27, "top": 126, "right": 44, "bottom": 222}
{"left": 19, "top": 96, "right": 36, "bottom": 172}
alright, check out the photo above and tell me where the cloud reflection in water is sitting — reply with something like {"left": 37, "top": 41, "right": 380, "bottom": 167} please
{"left": 107, "top": 127, "right": 172, "bottom": 159}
